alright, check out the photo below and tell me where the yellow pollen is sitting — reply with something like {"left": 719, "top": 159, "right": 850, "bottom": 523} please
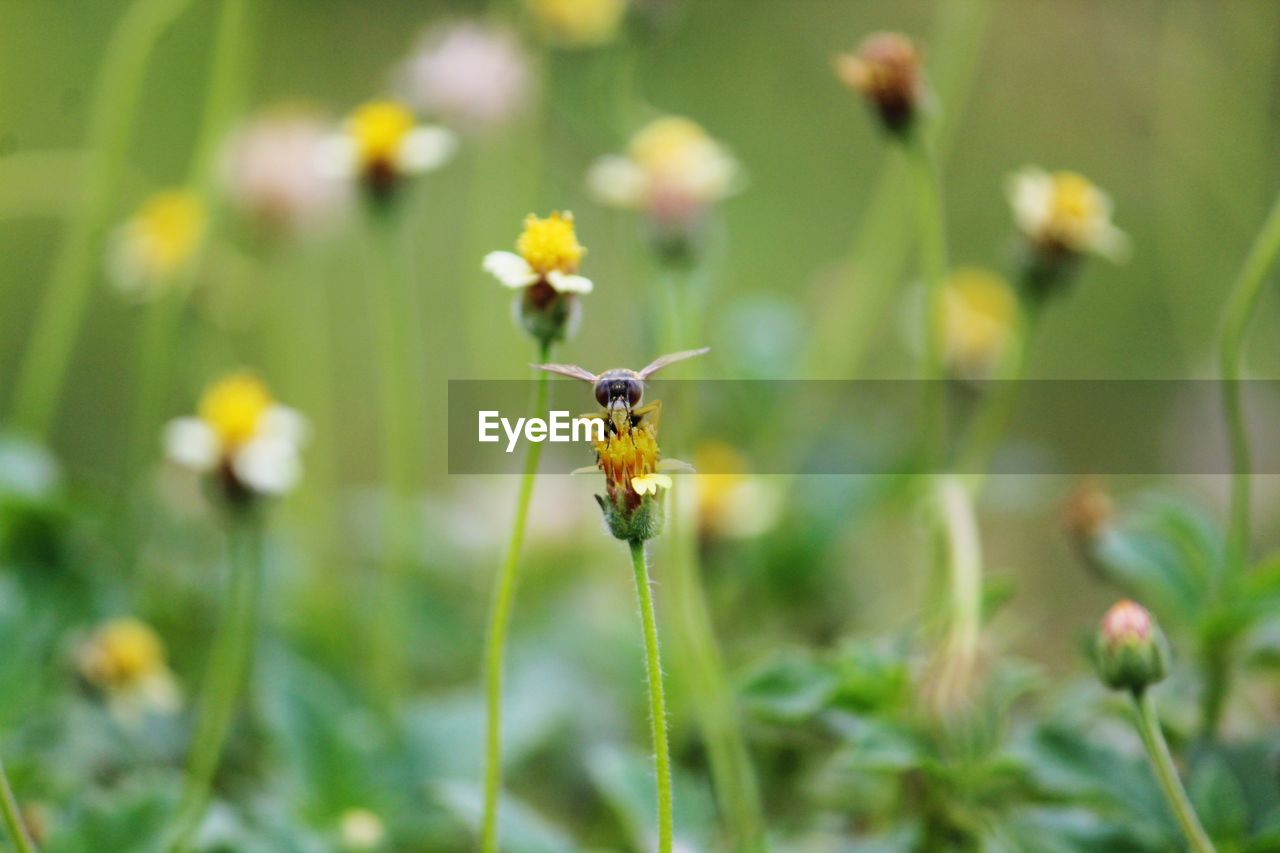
{"left": 129, "top": 190, "right": 204, "bottom": 278}
{"left": 1049, "top": 172, "right": 1100, "bottom": 226}
{"left": 516, "top": 211, "right": 585, "bottom": 274}
{"left": 82, "top": 618, "right": 166, "bottom": 688}
{"left": 347, "top": 100, "right": 415, "bottom": 168}
{"left": 595, "top": 422, "right": 660, "bottom": 495}
{"left": 198, "top": 372, "right": 274, "bottom": 449}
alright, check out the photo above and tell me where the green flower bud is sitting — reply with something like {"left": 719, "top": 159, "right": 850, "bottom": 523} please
{"left": 1093, "top": 600, "right": 1169, "bottom": 694}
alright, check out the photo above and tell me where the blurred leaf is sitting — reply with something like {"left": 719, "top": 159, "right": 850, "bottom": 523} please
{"left": 586, "top": 744, "right": 716, "bottom": 853}
{"left": 1189, "top": 752, "right": 1248, "bottom": 844}
{"left": 432, "top": 781, "right": 573, "bottom": 853}
{"left": 739, "top": 650, "right": 838, "bottom": 723}
{"left": 45, "top": 771, "right": 180, "bottom": 853}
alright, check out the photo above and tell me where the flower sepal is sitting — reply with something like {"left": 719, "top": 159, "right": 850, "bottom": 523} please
{"left": 595, "top": 488, "right": 666, "bottom": 543}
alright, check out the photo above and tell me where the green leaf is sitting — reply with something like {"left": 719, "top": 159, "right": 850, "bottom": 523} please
{"left": 432, "top": 781, "right": 574, "bottom": 853}
{"left": 586, "top": 744, "right": 716, "bottom": 853}
{"left": 738, "top": 650, "right": 838, "bottom": 723}
{"left": 1189, "top": 753, "right": 1248, "bottom": 843}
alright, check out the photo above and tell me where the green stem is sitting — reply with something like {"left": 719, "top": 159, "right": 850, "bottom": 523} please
{"left": 905, "top": 131, "right": 948, "bottom": 468}
{"left": 9, "top": 0, "right": 202, "bottom": 437}
{"left": 480, "top": 340, "right": 551, "bottom": 853}
{"left": 368, "top": 211, "right": 424, "bottom": 704}
{"left": 629, "top": 539, "right": 673, "bottom": 853}
{"left": 0, "top": 757, "right": 35, "bottom": 853}
{"left": 1133, "top": 692, "right": 1215, "bottom": 853}
{"left": 1218, "top": 191, "right": 1280, "bottom": 578}
{"left": 171, "top": 512, "right": 264, "bottom": 852}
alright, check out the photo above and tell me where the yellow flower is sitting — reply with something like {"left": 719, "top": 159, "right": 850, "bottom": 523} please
{"left": 107, "top": 190, "right": 205, "bottom": 298}
{"left": 483, "top": 211, "right": 593, "bottom": 293}
{"left": 78, "top": 618, "right": 181, "bottom": 718}
{"left": 326, "top": 100, "right": 456, "bottom": 195}
{"left": 165, "top": 372, "right": 308, "bottom": 498}
{"left": 1008, "top": 167, "right": 1129, "bottom": 260}
{"left": 692, "top": 442, "right": 780, "bottom": 539}
{"left": 587, "top": 117, "right": 739, "bottom": 228}
{"left": 526, "top": 0, "right": 627, "bottom": 48}
{"left": 940, "top": 268, "right": 1017, "bottom": 378}
{"left": 632, "top": 472, "right": 673, "bottom": 495}
{"left": 585, "top": 418, "right": 691, "bottom": 541}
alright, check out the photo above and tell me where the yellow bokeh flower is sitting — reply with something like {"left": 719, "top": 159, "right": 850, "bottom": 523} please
{"left": 940, "top": 268, "right": 1017, "bottom": 378}
{"left": 526, "top": 0, "right": 627, "bottom": 48}
{"left": 328, "top": 99, "right": 456, "bottom": 198}
{"left": 198, "top": 372, "right": 274, "bottom": 449}
{"left": 347, "top": 101, "right": 416, "bottom": 170}
{"left": 78, "top": 618, "right": 181, "bottom": 718}
{"left": 483, "top": 211, "right": 593, "bottom": 294}
{"left": 1008, "top": 167, "right": 1129, "bottom": 260}
{"left": 108, "top": 189, "right": 205, "bottom": 298}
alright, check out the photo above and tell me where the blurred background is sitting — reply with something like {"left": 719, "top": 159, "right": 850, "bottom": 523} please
{"left": 1, "top": 0, "right": 1279, "bottom": 849}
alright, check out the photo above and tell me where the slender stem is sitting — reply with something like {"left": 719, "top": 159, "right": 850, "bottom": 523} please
{"left": 929, "top": 477, "right": 982, "bottom": 711}
{"left": 170, "top": 512, "right": 264, "bottom": 852}
{"left": 629, "top": 539, "right": 673, "bottom": 853}
{"left": 1218, "top": 192, "right": 1280, "bottom": 578}
{"left": 9, "top": 0, "right": 201, "bottom": 436}
{"left": 905, "top": 130, "right": 949, "bottom": 468}
{"left": 1133, "top": 692, "right": 1215, "bottom": 853}
{"left": 367, "top": 211, "right": 424, "bottom": 703}
{"left": 480, "top": 341, "right": 551, "bottom": 853}
{"left": 0, "top": 757, "right": 35, "bottom": 853}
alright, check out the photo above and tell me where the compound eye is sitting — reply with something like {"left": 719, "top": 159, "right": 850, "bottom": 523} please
{"left": 627, "top": 380, "right": 643, "bottom": 407}
{"left": 594, "top": 382, "right": 611, "bottom": 407}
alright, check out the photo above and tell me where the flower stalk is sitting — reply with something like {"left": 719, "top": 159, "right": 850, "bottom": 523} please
{"left": 480, "top": 340, "right": 552, "bottom": 853}
{"left": 0, "top": 758, "right": 35, "bottom": 853}
{"left": 905, "top": 129, "right": 949, "bottom": 467}
{"left": 629, "top": 539, "right": 674, "bottom": 853}
{"left": 1133, "top": 692, "right": 1215, "bottom": 853}
{"left": 171, "top": 511, "right": 264, "bottom": 851}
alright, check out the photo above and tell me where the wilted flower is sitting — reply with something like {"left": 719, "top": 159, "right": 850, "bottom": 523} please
{"left": 484, "top": 211, "right": 592, "bottom": 345}
{"left": 692, "top": 442, "right": 780, "bottom": 540}
{"left": 223, "top": 112, "right": 351, "bottom": 240}
{"left": 834, "top": 32, "right": 925, "bottom": 136}
{"left": 588, "top": 116, "right": 739, "bottom": 251}
{"left": 1093, "top": 600, "right": 1169, "bottom": 694}
{"left": 107, "top": 189, "right": 205, "bottom": 299}
{"left": 163, "top": 372, "right": 308, "bottom": 505}
{"left": 325, "top": 100, "right": 456, "bottom": 202}
{"left": 1008, "top": 168, "right": 1129, "bottom": 296}
{"left": 400, "top": 22, "right": 531, "bottom": 132}
{"left": 526, "top": 0, "right": 628, "bottom": 48}
{"left": 339, "top": 808, "right": 385, "bottom": 850}
{"left": 940, "top": 267, "right": 1017, "bottom": 379}
{"left": 588, "top": 421, "right": 690, "bottom": 542}
{"left": 1062, "top": 478, "right": 1114, "bottom": 544}
{"left": 77, "top": 617, "right": 181, "bottom": 718}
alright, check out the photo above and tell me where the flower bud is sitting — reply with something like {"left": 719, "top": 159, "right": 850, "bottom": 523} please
{"left": 1093, "top": 600, "right": 1169, "bottom": 694}
{"left": 593, "top": 423, "right": 670, "bottom": 542}
{"left": 514, "top": 280, "right": 582, "bottom": 346}
{"left": 834, "top": 32, "right": 924, "bottom": 136}
{"left": 1062, "top": 479, "right": 1113, "bottom": 544}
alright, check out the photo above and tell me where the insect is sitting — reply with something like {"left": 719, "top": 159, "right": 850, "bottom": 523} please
{"left": 534, "top": 347, "right": 710, "bottom": 436}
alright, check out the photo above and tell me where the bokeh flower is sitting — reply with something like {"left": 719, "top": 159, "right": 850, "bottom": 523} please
{"left": 939, "top": 267, "right": 1017, "bottom": 379}
{"left": 588, "top": 116, "right": 739, "bottom": 251}
{"left": 484, "top": 211, "right": 592, "bottom": 345}
{"left": 400, "top": 21, "right": 532, "bottom": 132}
{"left": 589, "top": 421, "right": 690, "bottom": 542}
{"left": 163, "top": 372, "right": 308, "bottom": 504}
{"left": 339, "top": 808, "right": 385, "bottom": 850}
{"left": 526, "top": 0, "right": 628, "bottom": 48}
{"left": 1008, "top": 167, "right": 1129, "bottom": 262}
{"left": 692, "top": 442, "right": 780, "bottom": 540}
{"left": 107, "top": 189, "right": 205, "bottom": 299}
{"left": 223, "top": 111, "right": 351, "bottom": 240}
{"left": 834, "top": 32, "right": 925, "bottom": 136}
{"left": 325, "top": 100, "right": 456, "bottom": 202}
{"left": 1093, "top": 599, "right": 1169, "bottom": 694}
{"left": 77, "top": 617, "right": 181, "bottom": 719}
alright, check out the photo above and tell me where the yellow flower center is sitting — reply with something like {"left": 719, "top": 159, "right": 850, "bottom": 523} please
{"left": 628, "top": 117, "right": 711, "bottom": 172}
{"left": 83, "top": 618, "right": 166, "bottom": 688}
{"left": 1048, "top": 171, "right": 1101, "bottom": 229}
{"left": 516, "top": 211, "right": 585, "bottom": 274}
{"left": 595, "top": 422, "right": 660, "bottom": 496}
{"left": 941, "top": 268, "right": 1016, "bottom": 371}
{"left": 198, "top": 372, "right": 274, "bottom": 449}
{"left": 527, "top": 0, "right": 627, "bottom": 47}
{"left": 347, "top": 100, "right": 415, "bottom": 168}
{"left": 129, "top": 190, "right": 205, "bottom": 278}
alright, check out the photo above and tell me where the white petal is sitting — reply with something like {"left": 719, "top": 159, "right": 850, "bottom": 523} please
{"left": 586, "top": 155, "right": 647, "bottom": 209}
{"left": 483, "top": 251, "right": 538, "bottom": 288}
{"left": 1092, "top": 223, "right": 1132, "bottom": 262}
{"left": 546, "top": 269, "right": 593, "bottom": 294}
{"left": 570, "top": 465, "right": 600, "bottom": 476}
{"left": 258, "top": 405, "right": 310, "bottom": 447}
{"left": 233, "top": 437, "right": 302, "bottom": 495}
{"left": 163, "top": 418, "right": 219, "bottom": 473}
{"left": 1006, "top": 167, "right": 1052, "bottom": 237}
{"left": 398, "top": 126, "right": 458, "bottom": 174}
{"left": 657, "top": 458, "right": 695, "bottom": 474}
{"left": 650, "top": 473, "right": 673, "bottom": 490}
{"left": 315, "top": 135, "right": 359, "bottom": 179}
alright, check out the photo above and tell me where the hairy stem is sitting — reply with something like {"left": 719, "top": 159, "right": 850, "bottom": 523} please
{"left": 480, "top": 341, "right": 551, "bottom": 853}
{"left": 1133, "top": 692, "right": 1215, "bottom": 853}
{"left": 630, "top": 539, "right": 673, "bottom": 853}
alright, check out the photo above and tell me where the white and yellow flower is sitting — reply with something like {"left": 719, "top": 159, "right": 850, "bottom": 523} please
{"left": 940, "top": 267, "right": 1017, "bottom": 379}
{"left": 1007, "top": 167, "right": 1129, "bottom": 260}
{"left": 483, "top": 211, "right": 593, "bottom": 294}
{"left": 77, "top": 617, "right": 181, "bottom": 719}
{"left": 525, "top": 0, "right": 627, "bottom": 48}
{"left": 107, "top": 189, "right": 205, "bottom": 299}
{"left": 163, "top": 372, "right": 308, "bottom": 499}
{"left": 587, "top": 116, "right": 739, "bottom": 232}
{"left": 692, "top": 442, "right": 781, "bottom": 540}
{"left": 324, "top": 100, "right": 456, "bottom": 197}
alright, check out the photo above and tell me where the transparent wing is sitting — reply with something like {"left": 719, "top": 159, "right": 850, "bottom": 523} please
{"left": 533, "top": 362, "right": 599, "bottom": 383}
{"left": 637, "top": 347, "right": 711, "bottom": 379}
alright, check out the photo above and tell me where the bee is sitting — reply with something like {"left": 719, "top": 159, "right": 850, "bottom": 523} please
{"left": 534, "top": 347, "right": 710, "bottom": 436}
